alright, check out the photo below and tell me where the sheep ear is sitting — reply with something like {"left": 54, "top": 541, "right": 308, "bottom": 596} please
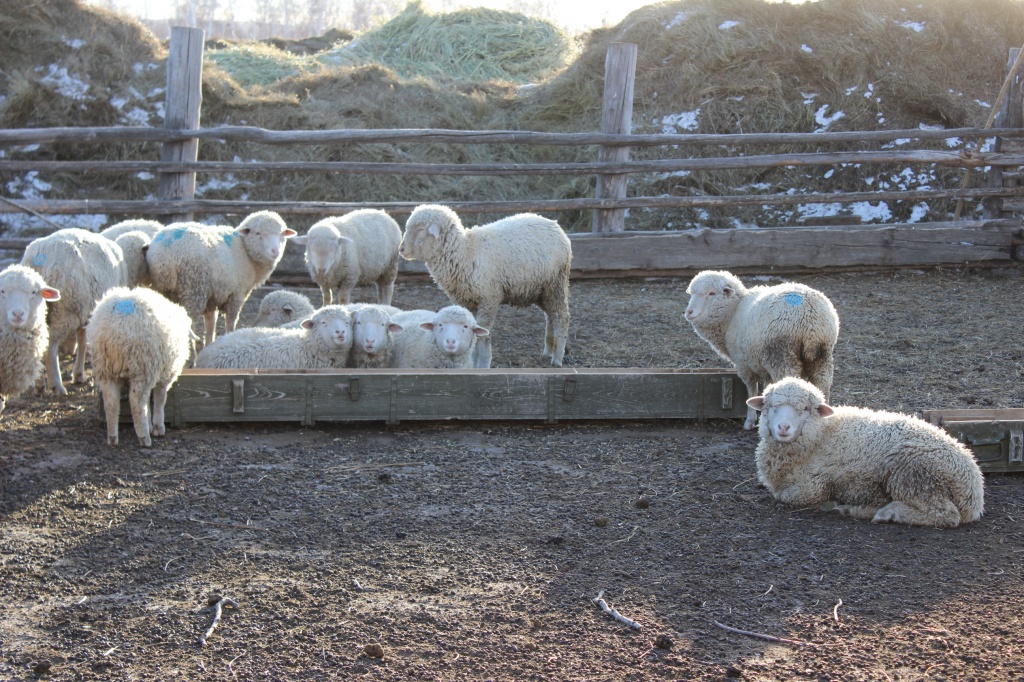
{"left": 236, "top": 227, "right": 252, "bottom": 236}
{"left": 427, "top": 224, "right": 440, "bottom": 238}
{"left": 282, "top": 228, "right": 298, "bottom": 238}
{"left": 292, "top": 235, "right": 308, "bottom": 246}
{"left": 817, "top": 404, "right": 835, "bottom": 417}
{"left": 338, "top": 235, "right": 355, "bottom": 246}
{"left": 282, "top": 304, "right": 294, "bottom": 314}
{"left": 722, "top": 286, "right": 735, "bottom": 297}
{"left": 300, "top": 319, "right": 315, "bottom": 330}
{"left": 42, "top": 287, "right": 61, "bottom": 301}
{"left": 472, "top": 326, "right": 489, "bottom": 337}
{"left": 387, "top": 322, "right": 404, "bottom": 333}
{"left": 746, "top": 396, "right": 765, "bottom": 411}
{"left": 419, "top": 322, "right": 436, "bottom": 331}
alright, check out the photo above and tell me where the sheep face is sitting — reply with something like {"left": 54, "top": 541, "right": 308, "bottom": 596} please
{"left": 400, "top": 206, "right": 454, "bottom": 262}
{"left": 684, "top": 274, "right": 740, "bottom": 325}
{"left": 0, "top": 266, "right": 60, "bottom": 329}
{"left": 301, "top": 306, "right": 353, "bottom": 351}
{"left": 352, "top": 308, "right": 403, "bottom": 354}
{"left": 421, "top": 309, "right": 489, "bottom": 359}
{"left": 747, "top": 378, "right": 835, "bottom": 443}
{"left": 237, "top": 211, "right": 298, "bottom": 264}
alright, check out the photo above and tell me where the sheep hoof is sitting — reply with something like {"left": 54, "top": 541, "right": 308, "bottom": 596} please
{"left": 138, "top": 436, "right": 152, "bottom": 448}
{"left": 108, "top": 435, "right": 119, "bottom": 446}
{"left": 152, "top": 424, "right": 166, "bottom": 437}
{"left": 872, "top": 506, "right": 898, "bottom": 524}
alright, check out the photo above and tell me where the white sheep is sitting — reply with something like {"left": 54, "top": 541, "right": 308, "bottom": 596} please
{"left": 747, "top": 377, "right": 985, "bottom": 528}
{"left": 0, "top": 265, "right": 61, "bottom": 414}
{"left": 291, "top": 209, "right": 403, "bottom": 306}
{"left": 193, "top": 304, "right": 353, "bottom": 370}
{"left": 100, "top": 219, "right": 163, "bottom": 241}
{"left": 252, "top": 289, "right": 316, "bottom": 328}
{"left": 21, "top": 228, "right": 127, "bottom": 396}
{"left": 400, "top": 204, "right": 571, "bottom": 368}
{"left": 114, "top": 230, "right": 153, "bottom": 287}
{"left": 146, "top": 211, "right": 297, "bottom": 347}
{"left": 349, "top": 303, "right": 406, "bottom": 368}
{"left": 391, "top": 305, "right": 490, "bottom": 369}
{"left": 685, "top": 270, "right": 839, "bottom": 430}
{"left": 86, "top": 287, "right": 194, "bottom": 447}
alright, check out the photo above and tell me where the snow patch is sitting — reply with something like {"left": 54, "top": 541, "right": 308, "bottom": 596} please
{"left": 38, "top": 64, "right": 90, "bottom": 100}
{"left": 718, "top": 20, "right": 740, "bottom": 30}
{"left": 665, "top": 12, "right": 692, "bottom": 29}
{"left": 813, "top": 104, "right": 844, "bottom": 131}
{"left": 800, "top": 44, "right": 813, "bottom": 53}
{"left": 659, "top": 109, "right": 700, "bottom": 133}
{"left": 899, "top": 20, "right": 925, "bottom": 32}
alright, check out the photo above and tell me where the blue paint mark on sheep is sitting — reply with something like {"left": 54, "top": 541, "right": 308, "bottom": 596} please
{"left": 152, "top": 227, "right": 187, "bottom": 246}
{"left": 784, "top": 293, "right": 804, "bottom": 307}
{"left": 222, "top": 232, "right": 235, "bottom": 246}
{"left": 32, "top": 253, "right": 47, "bottom": 266}
{"left": 113, "top": 299, "right": 137, "bottom": 316}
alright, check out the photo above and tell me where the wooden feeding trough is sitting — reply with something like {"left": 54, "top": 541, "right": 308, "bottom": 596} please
{"left": 923, "top": 408, "right": 1024, "bottom": 474}
{"left": 108, "top": 367, "right": 750, "bottom": 427}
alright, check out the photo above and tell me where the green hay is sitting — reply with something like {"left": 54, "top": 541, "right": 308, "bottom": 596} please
{"left": 316, "top": 1, "right": 576, "bottom": 84}
{"left": 206, "top": 43, "right": 326, "bottom": 88}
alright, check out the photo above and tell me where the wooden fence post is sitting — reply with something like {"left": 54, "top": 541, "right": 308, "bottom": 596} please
{"left": 592, "top": 43, "right": 637, "bottom": 233}
{"left": 984, "top": 47, "right": 1023, "bottom": 220}
{"left": 158, "top": 26, "right": 205, "bottom": 224}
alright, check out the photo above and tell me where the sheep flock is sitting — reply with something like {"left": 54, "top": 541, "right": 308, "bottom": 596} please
{"left": 1, "top": 208, "right": 994, "bottom": 529}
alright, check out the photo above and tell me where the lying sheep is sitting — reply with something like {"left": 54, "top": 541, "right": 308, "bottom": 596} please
{"left": 0, "top": 265, "right": 61, "bottom": 414}
{"left": 349, "top": 304, "right": 407, "bottom": 368}
{"left": 86, "top": 287, "right": 194, "bottom": 447}
{"left": 391, "top": 305, "right": 490, "bottom": 369}
{"left": 146, "top": 211, "right": 297, "bottom": 347}
{"left": 194, "top": 305, "right": 353, "bottom": 370}
{"left": 22, "top": 228, "right": 127, "bottom": 396}
{"left": 747, "top": 378, "right": 984, "bottom": 528}
{"left": 100, "top": 219, "right": 163, "bottom": 241}
{"left": 252, "top": 289, "right": 316, "bottom": 328}
{"left": 114, "top": 230, "right": 153, "bottom": 287}
{"left": 685, "top": 270, "right": 839, "bottom": 430}
{"left": 401, "top": 204, "right": 571, "bottom": 368}
{"left": 292, "top": 209, "right": 403, "bottom": 306}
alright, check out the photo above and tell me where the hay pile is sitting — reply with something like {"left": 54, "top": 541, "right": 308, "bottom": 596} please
{"left": 1, "top": 0, "right": 1023, "bottom": 236}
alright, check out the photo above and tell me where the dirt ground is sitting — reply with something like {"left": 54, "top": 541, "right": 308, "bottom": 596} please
{"left": 2, "top": 267, "right": 1024, "bottom": 681}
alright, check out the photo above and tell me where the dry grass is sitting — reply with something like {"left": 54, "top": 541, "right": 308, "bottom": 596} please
{"left": 2, "top": 0, "right": 1024, "bottom": 234}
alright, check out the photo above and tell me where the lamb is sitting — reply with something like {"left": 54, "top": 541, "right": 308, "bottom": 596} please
{"left": 348, "top": 303, "right": 408, "bottom": 368}
{"left": 747, "top": 377, "right": 984, "bottom": 528}
{"left": 100, "top": 219, "right": 163, "bottom": 241}
{"left": 21, "top": 228, "right": 127, "bottom": 396}
{"left": 400, "top": 204, "right": 571, "bottom": 368}
{"left": 291, "top": 209, "right": 403, "bottom": 306}
{"left": 86, "top": 287, "right": 194, "bottom": 447}
{"left": 684, "top": 270, "right": 839, "bottom": 430}
{"left": 114, "top": 230, "right": 153, "bottom": 287}
{"left": 391, "top": 305, "right": 490, "bottom": 369}
{"left": 193, "top": 305, "right": 353, "bottom": 370}
{"left": 0, "top": 265, "right": 61, "bottom": 414}
{"left": 252, "top": 289, "right": 316, "bottom": 328}
{"left": 146, "top": 211, "right": 297, "bottom": 347}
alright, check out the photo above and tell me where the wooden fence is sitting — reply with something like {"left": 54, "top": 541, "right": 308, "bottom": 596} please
{"left": 1, "top": 27, "right": 1023, "bottom": 277}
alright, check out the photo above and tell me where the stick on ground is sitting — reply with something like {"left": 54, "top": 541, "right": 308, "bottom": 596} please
{"left": 593, "top": 590, "right": 642, "bottom": 631}
{"left": 199, "top": 596, "right": 239, "bottom": 647}
{"left": 713, "top": 620, "right": 840, "bottom": 648}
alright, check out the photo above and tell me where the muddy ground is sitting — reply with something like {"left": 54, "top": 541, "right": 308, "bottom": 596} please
{"left": 2, "top": 267, "right": 1023, "bottom": 681}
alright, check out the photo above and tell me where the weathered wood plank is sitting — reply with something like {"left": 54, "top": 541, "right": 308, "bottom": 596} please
{"left": 158, "top": 27, "right": 204, "bottom": 223}
{"left": 593, "top": 43, "right": 637, "bottom": 233}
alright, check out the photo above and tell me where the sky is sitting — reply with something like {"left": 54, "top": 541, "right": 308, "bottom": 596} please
{"left": 86, "top": 0, "right": 657, "bottom": 33}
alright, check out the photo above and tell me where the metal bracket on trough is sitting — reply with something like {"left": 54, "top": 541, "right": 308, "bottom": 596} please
{"left": 232, "top": 379, "right": 245, "bottom": 414}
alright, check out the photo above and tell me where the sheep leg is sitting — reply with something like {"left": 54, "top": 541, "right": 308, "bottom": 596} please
{"left": 223, "top": 300, "right": 242, "bottom": 334}
{"left": 833, "top": 503, "right": 881, "bottom": 520}
{"left": 151, "top": 382, "right": 170, "bottom": 437}
{"left": 319, "top": 284, "right": 333, "bottom": 306}
{"left": 99, "top": 379, "right": 121, "bottom": 446}
{"left": 872, "top": 499, "right": 962, "bottom": 528}
{"left": 804, "top": 353, "right": 835, "bottom": 401}
{"left": 545, "top": 309, "right": 570, "bottom": 367}
{"left": 71, "top": 327, "right": 88, "bottom": 384}
{"left": 377, "top": 280, "right": 395, "bottom": 306}
{"left": 43, "top": 340, "right": 68, "bottom": 397}
{"left": 129, "top": 381, "right": 153, "bottom": 447}
{"left": 202, "top": 310, "right": 218, "bottom": 347}
{"left": 472, "top": 303, "right": 500, "bottom": 369}
{"left": 736, "top": 368, "right": 761, "bottom": 430}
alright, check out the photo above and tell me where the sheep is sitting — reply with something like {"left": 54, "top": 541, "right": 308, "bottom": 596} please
{"left": 684, "top": 270, "right": 839, "bottom": 430}
{"left": 391, "top": 305, "right": 490, "bottom": 369}
{"left": 114, "top": 230, "right": 153, "bottom": 287}
{"left": 400, "top": 204, "right": 571, "bottom": 368}
{"left": 86, "top": 287, "right": 194, "bottom": 447}
{"left": 0, "top": 265, "right": 61, "bottom": 414}
{"left": 21, "top": 228, "right": 128, "bottom": 396}
{"left": 193, "top": 305, "right": 353, "bottom": 370}
{"left": 349, "top": 304, "right": 407, "bottom": 368}
{"left": 146, "top": 211, "right": 297, "bottom": 347}
{"left": 100, "top": 219, "right": 163, "bottom": 241}
{"left": 291, "top": 209, "right": 403, "bottom": 306}
{"left": 252, "top": 289, "right": 316, "bottom": 328}
{"left": 747, "top": 377, "right": 984, "bottom": 528}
